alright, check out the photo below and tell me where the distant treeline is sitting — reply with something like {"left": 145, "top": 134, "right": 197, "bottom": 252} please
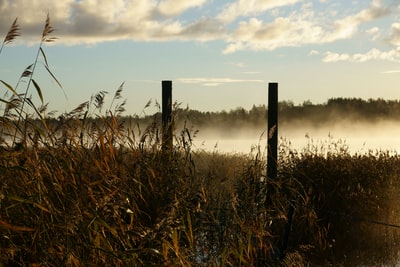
{"left": 131, "top": 97, "right": 400, "bottom": 129}
{"left": 41, "top": 97, "right": 400, "bottom": 130}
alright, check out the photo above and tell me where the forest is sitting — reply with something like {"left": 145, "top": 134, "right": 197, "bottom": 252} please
{"left": 118, "top": 97, "right": 400, "bottom": 131}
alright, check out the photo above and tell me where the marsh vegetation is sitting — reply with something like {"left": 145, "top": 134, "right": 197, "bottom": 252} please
{"left": 1, "top": 16, "right": 400, "bottom": 266}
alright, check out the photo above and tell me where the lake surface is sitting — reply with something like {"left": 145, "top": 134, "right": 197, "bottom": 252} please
{"left": 192, "top": 120, "right": 400, "bottom": 154}
{"left": 193, "top": 136, "right": 400, "bottom": 154}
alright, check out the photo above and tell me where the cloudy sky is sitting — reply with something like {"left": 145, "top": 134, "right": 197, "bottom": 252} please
{"left": 1, "top": 0, "right": 400, "bottom": 115}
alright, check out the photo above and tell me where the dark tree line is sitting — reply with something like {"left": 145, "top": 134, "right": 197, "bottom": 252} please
{"left": 165, "top": 97, "right": 400, "bottom": 129}
{"left": 41, "top": 97, "right": 400, "bottom": 131}
{"left": 278, "top": 98, "right": 400, "bottom": 126}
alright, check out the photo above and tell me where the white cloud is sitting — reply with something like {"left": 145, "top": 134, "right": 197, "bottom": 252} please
{"left": 321, "top": 0, "right": 390, "bottom": 43}
{"left": 0, "top": 0, "right": 74, "bottom": 37}
{"left": 178, "top": 18, "right": 226, "bottom": 41}
{"left": 0, "top": 0, "right": 215, "bottom": 44}
{"left": 366, "top": 26, "right": 380, "bottom": 40}
{"left": 216, "top": 0, "right": 301, "bottom": 23}
{"left": 381, "top": 70, "right": 400, "bottom": 74}
{"left": 222, "top": 9, "right": 325, "bottom": 53}
{"left": 177, "top": 77, "right": 264, "bottom": 86}
{"left": 309, "top": 50, "right": 320, "bottom": 56}
{"left": 158, "top": 0, "right": 207, "bottom": 16}
{"left": 387, "top": 23, "right": 400, "bottom": 46}
{"left": 322, "top": 52, "right": 350, "bottom": 62}
{"left": 0, "top": 0, "right": 395, "bottom": 56}
{"left": 222, "top": 0, "right": 392, "bottom": 54}
{"left": 322, "top": 48, "right": 400, "bottom": 63}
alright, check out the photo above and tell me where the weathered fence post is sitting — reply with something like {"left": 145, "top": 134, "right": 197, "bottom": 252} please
{"left": 265, "top": 83, "right": 295, "bottom": 261}
{"left": 162, "top": 80, "right": 173, "bottom": 152}
{"left": 267, "top": 82, "right": 278, "bottom": 180}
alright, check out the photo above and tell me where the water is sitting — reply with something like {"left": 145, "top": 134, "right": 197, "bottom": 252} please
{"left": 194, "top": 136, "right": 400, "bottom": 154}
{"left": 3, "top": 119, "right": 400, "bottom": 155}
{"left": 192, "top": 120, "right": 400, "bottom": 154}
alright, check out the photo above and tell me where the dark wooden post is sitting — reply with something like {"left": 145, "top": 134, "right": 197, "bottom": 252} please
{"left": 162, "top": 80, "right": 173, "bottom": 151}
{"left": 258, "top": 83, "right": 280, "bottom": 263}
{"left": 267, "top": 82, "right": 278, "bottom": 180}
{"left": 265, "top": 83, "right": 295, "bottom": 260}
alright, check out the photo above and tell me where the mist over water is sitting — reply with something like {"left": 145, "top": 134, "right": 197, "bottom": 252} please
{"left": 192, "top": 119, "right": 400, "bottom": 154}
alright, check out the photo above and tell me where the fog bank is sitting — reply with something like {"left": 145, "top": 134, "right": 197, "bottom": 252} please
{"left": 191, "top": 119, "right": 400, "bottom": 154}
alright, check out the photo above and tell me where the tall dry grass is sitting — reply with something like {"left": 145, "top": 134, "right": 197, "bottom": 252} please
{"left": 1, "top": 16, "right": 400, "bottom": 266}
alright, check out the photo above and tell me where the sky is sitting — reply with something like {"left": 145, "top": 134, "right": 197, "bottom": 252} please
{"left": 1, "top": 0, "right": 400, "bottom": 116}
